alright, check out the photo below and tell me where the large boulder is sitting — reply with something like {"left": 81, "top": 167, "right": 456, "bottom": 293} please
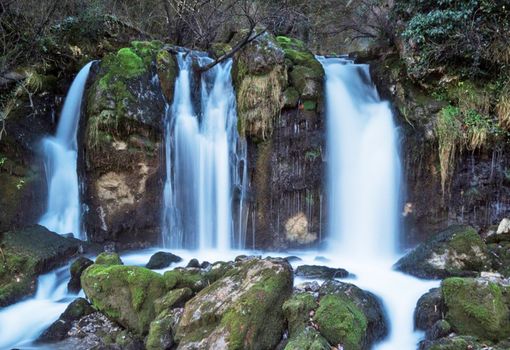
{"left": 314, "top": 280, "right": 388, "bottom": 350}
{"left": 295, "top": 265, "right": 349, "bottom": 279}
{"left": 81, "top": 264, "right": 166, "bottom": 335}
{"left": 174, "top": 257, "right": 293, "bottom": 349}
{"left": 441, "top": 277, "right": 510, "bottom": 342}
{"left": 146, "top": 251, "right": 182, "bottom": 270}
{"left": 0, "top": 225, "right": 82, "bottom": 306}
{"left": 284, "top": 327, "right": 330, "bottom": 350}
{"left": 83, "top": 41, "right": 177, "bottom": 247}
{"left": 282, "top": 292, "right": 317, "bottom": 337}
{"left": 395, "top": 225, "right": 490, "bottom": 279}
{"left": 67, "top": 257, "right": 94, "bottom": 293}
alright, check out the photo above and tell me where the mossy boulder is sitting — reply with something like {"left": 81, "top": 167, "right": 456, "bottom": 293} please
{"left": 441, "top": 277, "right": 510, "bottom": 342}
{"left": 295, "top": 265, "right": 349, "bottom": 279}
{"left": 315, "top": 280, "right": 387, "bottom": 350}
{"left": 67, "top": 257, "right": 94, "bottom": 293}
{"left": 419, "top": 335, "right": 509, "bottom": 350}
{"left": 395, "top": 225, "right": 490, "bottom": 279}
{"left": 175, "top": 257, "right": 293, "bottom": 349}
{"left": 154, "top": 287, "right": 192, "bottom": 315}
{"left": 0, "top": 225, "right": 81, "bottom": 306}
{"left": 95, "top": 252, "right": 123, "bottom": 266}
{"left": 282, "top": 292, "right": 317, "bottom": 337}
{"left": 146, "top": 309, "right": 178, "bottom": 350}
{"left": 284, "top": 327, "right": 330, "bottom": 350}
{"left": 81, "top": 264, "right": 166, "bottom": 335}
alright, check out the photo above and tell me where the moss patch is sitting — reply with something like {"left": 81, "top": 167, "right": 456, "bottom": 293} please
{"left": 313, "top": 294, "right": 367, "bottom": 350}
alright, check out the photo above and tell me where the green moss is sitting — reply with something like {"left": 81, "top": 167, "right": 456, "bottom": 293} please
{"left": 303, "top": 100, "right": 317, "bottom": 111}
{"left": 95, "top": 252, "right": 123, "bottom": 266}
{"left": 156, "top": 48, "right": 177, "bottom": 103}
{"left": 313, "top": 295, "right": 367, "bottom": 350}
{"left": 163, "top": 269, "right": 206, "bottom": 293}
{"left": 282, "top": 292, "right": 317, "bottom": 336}
{"left": 154, "top": 287, "right": 193, "bottom": 315}
{"left": 81, "top": 264, "right": 165, "bottom": 335}
{"left": 283, "top": 87, "right": 299, "bottom": 108}
{"left": 284, "top": 327, "right": 330, "bottom": 350}
{"left": 442, "top": 277, "right": 510, "bottom": 341}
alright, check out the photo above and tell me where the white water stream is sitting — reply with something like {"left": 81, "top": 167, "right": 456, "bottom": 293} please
{"left": 38, "top": 62, "right": 93, "bottom": 239}
{"left": 319, "top": 56, "right": 437, "bottom": 349}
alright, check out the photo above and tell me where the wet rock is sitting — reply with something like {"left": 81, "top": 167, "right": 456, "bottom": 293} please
{"left": 145, "top": 251, "right": 182, "bottom": 269}
{"left": 38, "top": 298, "right": 95, "bottom": 342}
{"left": 0, "top": 225, "right": 82, "bottom": 306}
{"left": 95, "top": 252, "right": 123, "bottom": 266}
{"left": 200, "top": 261, "right": 211, "bottom": 269}
{"left": 68, "top": 257, "right": 94, "bottom": 293}
{"left": 395, "top": 225, "right": 490, "bottom": 279}
{"left": 186, "top": 259, "right": 200, "bottom": 268}
{"left": 175, "top": 257, "right": 293, "bottom": 349}
{"left": 284, "top": 256, "right": 302, "bottom": 263}
{"left": 441, "top": 277, "right": 510, "bottom": 342}
{"left": 419, "top": 335, "right": 505, "bottom": 350}
{"left": 414, "top": 288, "right": 444, "bottom": 330}
{"left": 294, "top": 281, "right": 321, "bottom": 293}
{"left": 81, "top": 264, "right": 166, "bottom": 335}
{"left": 497, "top": 218, "right": 510, "bottom": 234}
{"left": 154, "top": 288, "right": 193, "bottom": 315}
{"left": 282, "top": 292, "right": 317, "bottom": 337}
{"left": 295, "top": 265, "right": 349, "bottom": 279}
{"left": 284, "top": 327, "right": 330, "bottom": 350}
{"left": 315, "top": 280, "right": 388, "bottom": 349}
{"left": 425, "top": 319, "right": 451, "bottom": 341}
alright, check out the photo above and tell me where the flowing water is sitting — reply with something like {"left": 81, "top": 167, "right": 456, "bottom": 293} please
{"left": 39, "top": 62, "right": 94, "bottom": 239}
{"left": 0, "top": 265, "right": 76, "bottom": 349}
{"left": 319, "top": 56, "right": 437, "bottom": 349}
{"left": 161, "top": 52, "right": 247, "bottom": 250}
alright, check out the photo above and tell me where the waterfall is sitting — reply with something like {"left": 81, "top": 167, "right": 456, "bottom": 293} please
{"left": 162, "top": 52, "right": 247, "bottom": 250}
{"left": 39, "top": 62, "right": 93, "bottom": 239}
{"left": 320, "top": 57, "right": 437, "bottom": 349}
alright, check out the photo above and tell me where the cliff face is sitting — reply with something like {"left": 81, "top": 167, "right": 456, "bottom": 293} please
{"left": 232, "top": 34, "right": 325, "bottom": 250}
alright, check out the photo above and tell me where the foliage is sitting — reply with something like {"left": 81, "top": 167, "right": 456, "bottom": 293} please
{"left": 395, "top": 0, "right": 510, "bottom": 80}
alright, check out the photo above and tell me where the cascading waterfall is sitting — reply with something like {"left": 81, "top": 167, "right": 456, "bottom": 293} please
{"left": 320, "top": 57, "right": 437, "bottom": 349}
{"left": 39, "top": 62, "right": 94, "bottom": 239}
{"left": 162, "top": 52, "right": 247, "bottom": 250}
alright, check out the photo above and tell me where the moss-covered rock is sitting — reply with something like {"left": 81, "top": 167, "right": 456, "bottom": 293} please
{"left": 175, "top": 257, "right": 293, "bottom": 349}
{"left": 282, "top": 292, "right": 317, "bottom": 337}
{"left": 154, "top": 287, "right": 192, "bottom": 315}
{"left": 419, "top": 335, "right": 508, "bottom": 350}
{"left": 295, "top": 265, "right": 349, "bottom": 279}
{"left": 284, "top": 327, "right": 330, "bottom": 350}
{"left": 395, "top": 225, "right": 490, "bottom": 279}
{"left": 316, "top": 280, "right": 387, "bottom": 350}
{"left": 156, "top": 47, "right": 177, "bottom": 103}
{"left": 414, "top": 288, "right": 444, "bottom": 330}
{"left": 67, "top": 257, "right": 93, "bottom": 293}
{"left": 81, "top": 264, "right": 166, "bottom": 335}
{"left": 95, "top": 252, "right": 123, "bottom": 266}
{"left": 441, "top": 277, "right": 510, "bottom": 342}
{"left": 0, "top": 225, "right": 81, "bottom": 306}
{"left": 146, "top": 310, "right": 176, "bottom": 350}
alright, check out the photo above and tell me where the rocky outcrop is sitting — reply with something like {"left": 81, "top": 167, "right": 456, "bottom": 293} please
{"left": 82, "top": 41, "right": 177, "bottom": 248}
{"left": 175, "top": 257, "right": 293, "bottom": 349}
{"left": 0, "top": 225, "right": 82, "bottom": 306}
{"left": 395, "top": 225, "right": 490, "bottom": 279}
{"left": 233, "top": 34, "right": 325, "bottom": 250}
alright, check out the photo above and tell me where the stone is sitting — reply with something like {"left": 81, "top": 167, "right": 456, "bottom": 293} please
{"left": 284, "top": 327, "right": 330, "bottom": 350}
{"left": 154, "top": 288, "right": 193, "bottom": 315}
{"left": 315, "top": 280, "right": 388, "bottom": 350}
{"left": 425, "top": 319, "right": 451, "bottom": 341}
{"left": 395, "top": 225, "right": 490, "bottom": 279}
{"left": 146, "top": 251, "right": 182, "bottom": 270}
{"left": 0, "top": 225, "right": 82, "bottom": 306}
{"left": 295, "top": 265, "right": 349, "bottom": 279}
{"left": 95, "top": 252, "right": 123, "bottom": 266}
{"left": 186, "top": 259, "right": 200, "bottom": 268}
{"left": 37, "top": 298, "right": 95, "bottom": 343}
{"left": 68, "top": 257, "right": 94, "bottom": 293}
{"left": 282, "top": 292, "right": 317, "bottom": 337}
{"left": 441, "top": 277, "right": 510, "bottom": 342}
{"left": 81, "top": 264, "right": 166, "bottom": 335}
{"left": 175, "top": 257, "right": 293, "bottom": 349}
{"left": 414, "top": 288, "right": 444, "bottom": 330}
{"left": 497, "top": 218, "right": 510, "bottom": 234}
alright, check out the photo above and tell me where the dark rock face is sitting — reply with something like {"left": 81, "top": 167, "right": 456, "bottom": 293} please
{"left": 395, "top": 225, "right": 490, "bottom": 279}
{"left": 38, "top": 297, "right": 95, "bottom": 343}
{"left": 295, "top": 265, "right": 349, "bottom": 279}
{"left": 68, "top": 257, "right": 94, "bottom": 293}
{"left": 146, "top": 251, "right": 182, "bottom": 270}
{"left": 414, "top": 288, "right": 444, "bottom": 331}
{"left": 0, "top": 225, "right": 82, "bottom": 306}
{"left": 233, "top": 34, "right": 325, "bottom": 250}
{"left": 81, "top": 42, "right": 177, "bottom": 248}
